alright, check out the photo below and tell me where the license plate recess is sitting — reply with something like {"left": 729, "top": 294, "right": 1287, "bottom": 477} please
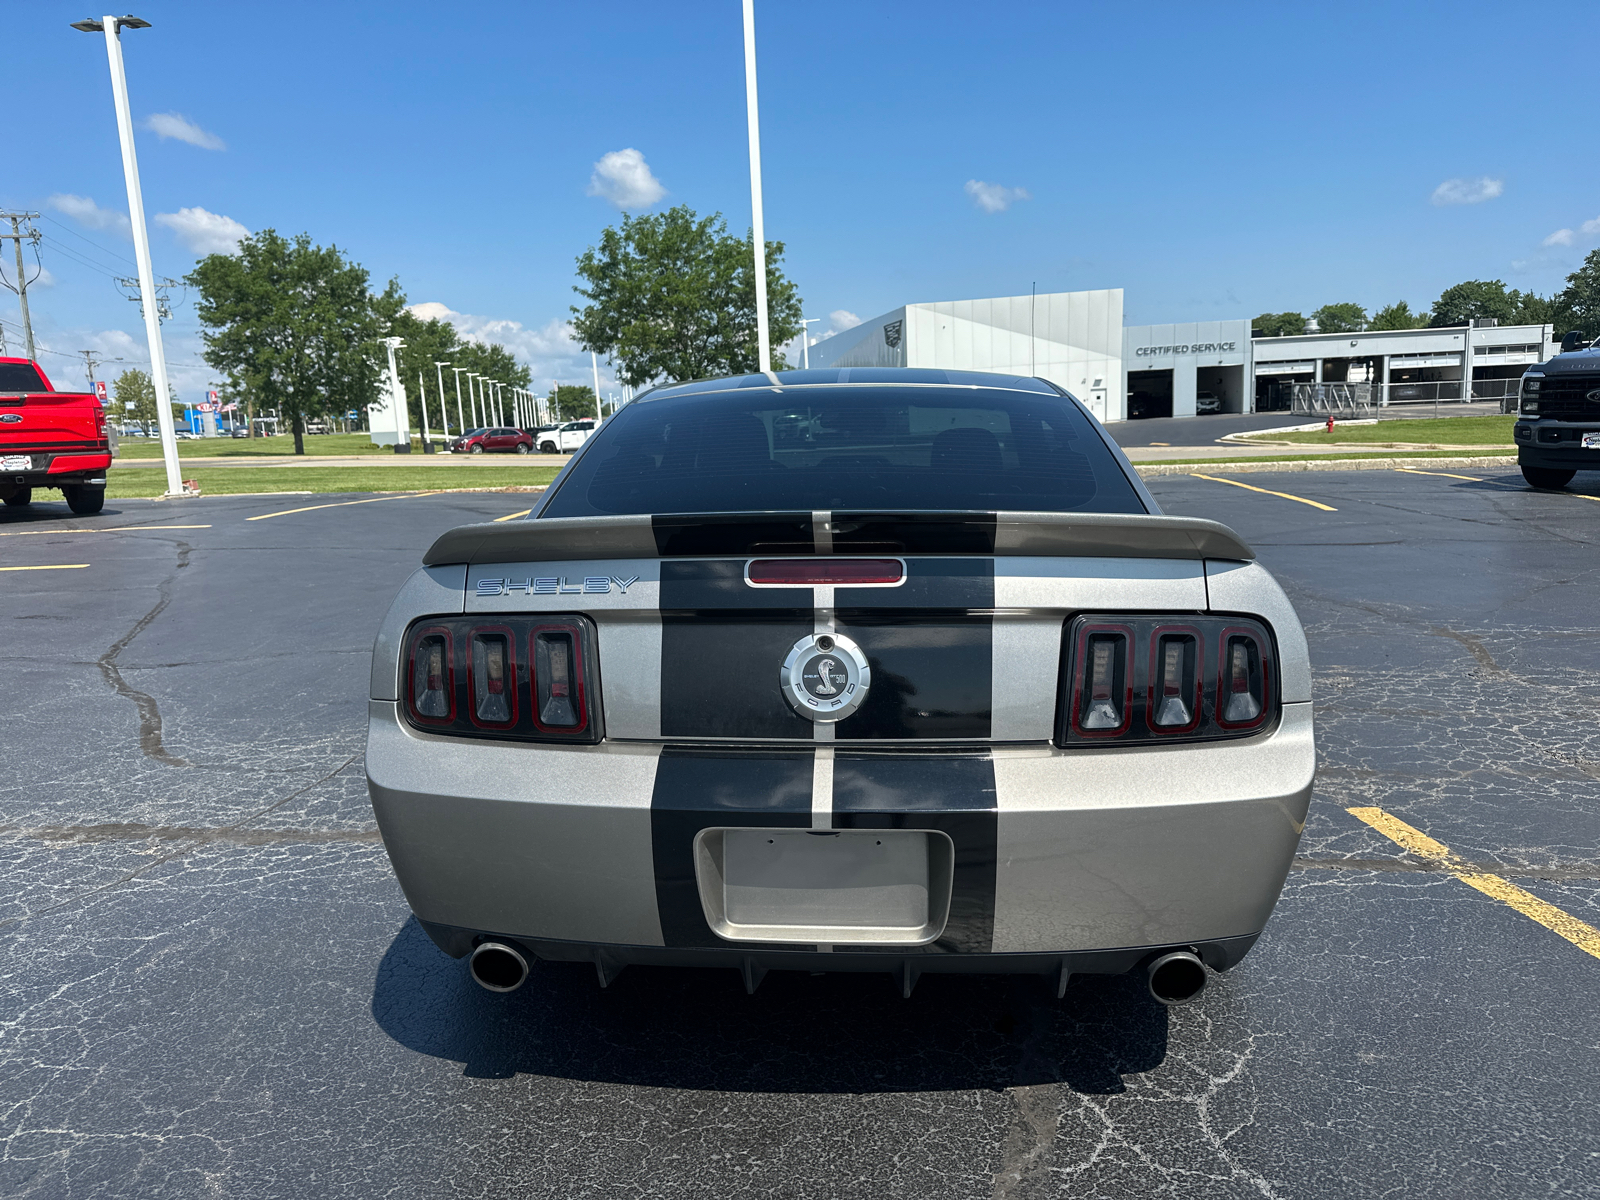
{"left": 694, "top": 827, "right": 954, "bottom": 945}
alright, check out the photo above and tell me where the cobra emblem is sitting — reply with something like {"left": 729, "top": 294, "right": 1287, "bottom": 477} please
{"left": 813, "top": 658, "right": 840, "bottom": 695}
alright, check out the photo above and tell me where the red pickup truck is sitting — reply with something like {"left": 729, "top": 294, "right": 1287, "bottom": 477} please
{"left": 0, "top": 357, "right": 113, "bottom": 515}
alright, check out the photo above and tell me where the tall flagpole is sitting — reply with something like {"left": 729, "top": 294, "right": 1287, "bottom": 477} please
{"left": 742, "top": 0, "right": 771, "bottom": 374}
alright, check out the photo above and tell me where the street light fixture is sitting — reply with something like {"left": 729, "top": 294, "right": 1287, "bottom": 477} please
{"left": 799, "top": 317, "right": 820, "bottom": 369}
{"left": 72, "top": 12, "right": 185, "bottom": 497}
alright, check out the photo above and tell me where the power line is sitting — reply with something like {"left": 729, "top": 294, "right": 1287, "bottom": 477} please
{"left": 37, "top": 233, "right": 127, "bottom": 280}
{"left": 38, "top": 213, "right": 137, "bottom": 269}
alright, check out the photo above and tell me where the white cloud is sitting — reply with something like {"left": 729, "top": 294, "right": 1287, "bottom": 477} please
{"left": 33, "top": 267, "right": 56, "bottom": 288}
{"left": 828, "top": 309, "right": 862, "bottom": 332}
{"left": 47, "top": 193, "right": 130, "bottom": 238}
{"left": 964, "top": 179, "right": 1031, "bottom": 213}
{"left": 141, "top": 112, "right": 226, "bottom": 150}
{"left": 1544, "top": 228, "right": 1576, "bottom": 247}
{"left": 154, "top": 207, "right": 250, "bottom": 255}
{"left": 408, "top": 302, "right": 609, "bottom": 393}
{"left": 586, "top": 148, "right": 667, "bottom": 209}
{"left": 1430, "top": 176, "right": 1504, "bottom": 206}
{"left": 1582, "top": 216, "right": 1600, "bottom": 236}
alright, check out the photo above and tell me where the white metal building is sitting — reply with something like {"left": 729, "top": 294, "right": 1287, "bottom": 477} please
{"left": 811, "top": 289, "right": 1557, "bottom": 422}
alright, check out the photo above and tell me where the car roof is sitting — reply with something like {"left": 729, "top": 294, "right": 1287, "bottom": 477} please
{"left": 634, "top": 366, "right": 1062, "bottom": 404}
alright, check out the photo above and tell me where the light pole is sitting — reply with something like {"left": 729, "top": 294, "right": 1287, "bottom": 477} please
{"left": 450, "top": 366, "right": 467, "bottom": 433}
{"left": 799, "top": 317, "right": 820, "bottom": 369}
{"left": 468, "top": 374, "right": 481, "bottom": 428}
{"left": 434, "top": 361, "right": 451, "bottom": 439}
{"left": 72, "top": 14, "right": 184, "bottom": 497}
{"left": 591, "top": 352, "right": 605, "bottom": 423}
{"left": 742, "top": 0, "right": 771, "bottom": 373}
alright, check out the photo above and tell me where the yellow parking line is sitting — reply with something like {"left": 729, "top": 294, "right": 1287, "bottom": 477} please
{"left": 1348, "top": 806, "right": 1600, "bottom": 961}
{"left": 1189, "top": 473, "right": 1338, "bottom": 512}
{"left": 493, "top": 508, "right": 532, "bottom": 523}
{"left": 1395, "top": 467, "right": 1481, "bottom": 482}
{"left": 0, "top": 525, "right": 212, "bottom": 537}
{"left": 0, "top": 563, "right": 90, "bottom": 572}
{"left": 246, "top": 492, "right": 440, "bottom": 521}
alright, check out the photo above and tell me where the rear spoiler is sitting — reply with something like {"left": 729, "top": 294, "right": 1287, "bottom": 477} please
{"left": 422, "top": 511, "right": 1254, "bottom": 566}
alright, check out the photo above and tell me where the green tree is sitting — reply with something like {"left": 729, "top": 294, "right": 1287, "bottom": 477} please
{"left": 1555, "top": 248, "right": 1600, "bottom": 338}
{"left": 1428, "top": 280, "right": 1516, "bottom": 327}
{"left": 1369, "top": 301, "right": 1428, "bottom": 330}
{"left": 551, "top": 384, "right": 599, "bottom": 422}
{"left": 186, "top": 230, "right": 386, "bottom": 455}
{"left": 111, "top": 368, "right": 180, "bottom": 435}
{"left": 1252, "top": 312, "right": 1306, "bottom": 337}
{"left": 571, "top": 205, "right": 803, "bottom": 386}
{"left": 1312, "top": 303, "right": 1367, "bottom": 333}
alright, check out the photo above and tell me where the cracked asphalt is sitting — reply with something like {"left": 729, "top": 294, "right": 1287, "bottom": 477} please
{"left": 3, "top": 467, "right": 1598, "bottom": 1199}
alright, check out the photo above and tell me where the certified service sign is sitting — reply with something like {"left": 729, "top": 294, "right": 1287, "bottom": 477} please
{"left": 781, "top": 632, "right": 871, "bottom": 722}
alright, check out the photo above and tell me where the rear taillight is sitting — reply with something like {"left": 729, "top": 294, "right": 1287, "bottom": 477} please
{"left": 1057, "top": 615, "right": 1275, "bottom": 746}
{"left": 402, "top": 615, "right": 600, "bottom": 742}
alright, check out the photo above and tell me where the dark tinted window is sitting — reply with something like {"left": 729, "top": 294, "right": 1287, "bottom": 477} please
{"left": 0, "top": 363, "right": 47, "bottom": 393}
{"left": 541, "top": 385, "right": 1144, "bottom": 517}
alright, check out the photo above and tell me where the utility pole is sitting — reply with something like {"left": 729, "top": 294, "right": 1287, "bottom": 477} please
{"left": 742, "top": 0, "right": 771, "bottom": 373}
{"left": 450, "top": 366, "right": 466, "bottom": 434}
{"left": 71, "top": 15, "right": 184, "bottom": 497}
{"left": 78, "top": 349, "right": 104, "bottom": 391}
{"left": 0, "top": 211, "right": 43, "bottom": 362}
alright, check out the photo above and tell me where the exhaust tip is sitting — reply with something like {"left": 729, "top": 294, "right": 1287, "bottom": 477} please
{"left": 1146, "top": 951, "right": 1207, "bottom": 1005}
{"left": 469, "top": 941, "right": 530, "bottom": 993}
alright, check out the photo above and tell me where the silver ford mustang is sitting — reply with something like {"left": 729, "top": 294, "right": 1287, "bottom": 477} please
{"left": 367, "top": 368, "right": 1314, "bottom": 1004}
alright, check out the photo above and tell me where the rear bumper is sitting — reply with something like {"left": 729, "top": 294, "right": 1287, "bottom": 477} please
{"left": 2, "top": 450, "right": 112, "bottom": 486}
{"left": 367, "top": 700, "right": 1315, "bottom": 971}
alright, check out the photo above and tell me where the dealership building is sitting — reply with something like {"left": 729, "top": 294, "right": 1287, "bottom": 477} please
{"left": 808, "top": 288, "right": 1557, "bottom": 421}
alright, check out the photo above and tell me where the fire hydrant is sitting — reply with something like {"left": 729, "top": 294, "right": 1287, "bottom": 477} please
{"left": 1326, "top": 415, "right": 1335, "bottom": 433}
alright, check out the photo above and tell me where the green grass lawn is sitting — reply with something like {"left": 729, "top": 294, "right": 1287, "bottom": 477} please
{"left": 115, "top": 432, "right": 443, "bottom": 458}
{"left": 1253, "top": 415, "right": 1515, "bottom": 445}
{"left": 107, "top": 464, "right": 561, "bottom": 498}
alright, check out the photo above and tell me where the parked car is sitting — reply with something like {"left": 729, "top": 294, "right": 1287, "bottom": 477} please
{"left": 1195, "top": 392, "right": 1222, "bottom": 415}
{"left": 1128, "top": 390, "right": 1154, "bottom": 419}
{"left": 451, "top": 427, "right": 535, "bottom": 455}
{"left": 368, "top": 367, "right": 1315, "bottom": 1006}
{"left": 537, "top": 419, "right": 596, "bottom": 454}
{"left": 0, "top": 356, "right": 112, "bottom": 515}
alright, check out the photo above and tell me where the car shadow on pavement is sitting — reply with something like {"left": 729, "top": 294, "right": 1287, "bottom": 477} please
{"left": 371, "top": 917, "right": 1169, "bottom": 1095}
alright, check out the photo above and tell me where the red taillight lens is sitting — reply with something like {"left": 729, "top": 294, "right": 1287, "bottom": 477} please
{"left": 469, "top": 629, "right": 516, "bottom": 726}
{"left": 1218, "top": 631, "right": 1267, "bottom": 729}
{"left": 1149, "top": 627, "right": 1201, "bottom": 733}
{"left": 402, "top": 616, "right": 599, "bottom": 742}
{"left": 531, "top": 624, "right": 586, "bottom": 731}
{"left": 746, "top": 558, "right": 904, "bottom": 586}
{"left": 408, "top": 628, "right": 454, "bottom": 723}
{"left": 1058, "top": 615, "right": 1276, "bottom": 746}
{"left": 1071, "top": 625, "right": 1132, "bottom": 736}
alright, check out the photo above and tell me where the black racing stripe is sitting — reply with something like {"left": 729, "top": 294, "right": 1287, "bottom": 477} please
{"left": 831, "top": 512, "right": 998, "bottom": 555}
{"left": 660, "top": 560, "right": 808, "bottom": 610}
{"left": 831, "top": 752, "right": 997, "bottom": 954}
{"left": 651, "top": 746, "right": 814, "bottom": 948}
{"left": 660, "top": 609, "right": 815, "bottom": 739}
{"left": 653, "top": 513, "right": 814, "bottom": 557}
{"left": 833, "top": 616, "right": 992, "bottom": 740}
{"left": 836, "top": 556, "right": 994, "bottom": 610}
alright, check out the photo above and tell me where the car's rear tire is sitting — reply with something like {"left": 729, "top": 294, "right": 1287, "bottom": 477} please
{"left": 470, "top": 443, "right": 485, "bottom": 454}
{"left": 540, "top": 441, "right": 557, "bottom": 454}
{"left": 3, "top": 488, "right": 31, "bottom": 508}
{"left": 1521, "top": 465, "right": 1575, "bottom": 490}
{"left": 63, "top": 486, "right": 105, "bottom": 515}
{"left": 515, "top": 443, "right": 530, "bottom": 454}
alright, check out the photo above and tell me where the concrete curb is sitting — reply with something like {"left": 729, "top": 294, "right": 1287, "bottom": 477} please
{"left": 1135, "top": 456, "right": 1518, "bottom": 477}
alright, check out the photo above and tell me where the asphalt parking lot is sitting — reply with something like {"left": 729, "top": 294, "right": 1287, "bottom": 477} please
{"left": 3, "top": 469, "right": 1598, "bottom": 1199}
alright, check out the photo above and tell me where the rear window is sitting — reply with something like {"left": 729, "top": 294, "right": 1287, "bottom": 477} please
{"left": 540, "top": 385, "right": 1145, "bottom": 517}
{"left": 0, "top": 363, "right": 47, "bottom": 393}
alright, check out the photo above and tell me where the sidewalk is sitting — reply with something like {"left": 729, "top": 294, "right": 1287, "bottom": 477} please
{"left": 116, "top": 453, "right": 574, "bottom": 470}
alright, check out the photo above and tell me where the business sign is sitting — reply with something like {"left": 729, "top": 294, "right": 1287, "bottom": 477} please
{"left": 93, "top": 380, "right": 108, "bottom": 401}
{"left": 1134, "top": 341, "right": 1239, "bottom": 358}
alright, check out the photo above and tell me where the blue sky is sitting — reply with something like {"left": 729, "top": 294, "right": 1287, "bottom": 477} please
{"left": 6, "top": 0, "right": 1599, "bottom": 399}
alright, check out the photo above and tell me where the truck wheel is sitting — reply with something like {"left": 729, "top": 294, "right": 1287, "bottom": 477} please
{"left": 516, "top": 443, "right": 530, "bottom": 454}
{"left": 63, "top": 486, "right": 106, "bottom": 515}
{"left": 540, "top": 441, "right": 557, "bottom": 454}
{"left": 3, "top": 488, "right": 31, "bottom": 508}
{"left": 1521, "top": 465, "right": 1575, "bottom": 490}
